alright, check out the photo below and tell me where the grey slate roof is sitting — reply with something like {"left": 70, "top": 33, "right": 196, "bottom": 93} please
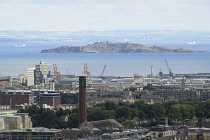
{"left": 89, "top": 119, "right": 124, "bottom": 130}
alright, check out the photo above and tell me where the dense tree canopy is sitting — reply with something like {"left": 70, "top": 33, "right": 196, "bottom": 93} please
{"left": 18, "top": 100, "right": 210, "bottom": 129}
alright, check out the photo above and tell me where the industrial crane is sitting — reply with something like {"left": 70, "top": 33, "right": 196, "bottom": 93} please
{"left": 159, "top": 69, "right": 163, "bottom": 78}
{"left": 99, "top": 65, "right": 106, "bottom": 78}
{"left": 66, "top": 69, "right": 71, "bottom": 78}
{"left": 53, "top": 64, "right": 61, "bottom": 82}
{"left": 83, "top": 63, "right": 91, "bottom": 77}
{"left": 165, "top": 59, "right": 173, "bottom": 78}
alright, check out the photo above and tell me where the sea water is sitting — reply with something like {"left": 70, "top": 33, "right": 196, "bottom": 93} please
{"left": 0, "top": 42, "right": 209, "bottom": 77}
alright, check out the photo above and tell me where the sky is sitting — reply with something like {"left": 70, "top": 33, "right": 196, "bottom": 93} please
{"left": 0, "top": 0, "right": 210, "bottom": 31}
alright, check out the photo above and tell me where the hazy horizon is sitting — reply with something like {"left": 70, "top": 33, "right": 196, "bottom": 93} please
{"left": 1, "top": 29, "right": 210, "bottom": 32}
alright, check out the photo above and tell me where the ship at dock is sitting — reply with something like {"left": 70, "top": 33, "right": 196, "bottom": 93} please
{"left": 13, "top": 44, "right": 26, "bottom": 47}
{"left": 185, "top": 42, "right": 196, "bottom": 44}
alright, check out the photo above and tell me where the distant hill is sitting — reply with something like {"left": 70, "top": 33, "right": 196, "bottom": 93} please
{"left": 40, "top": 41, "right": 198, "bottom": 53}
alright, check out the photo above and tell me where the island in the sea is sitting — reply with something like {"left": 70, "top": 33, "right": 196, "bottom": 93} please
{"left": 40, "top": 41, "right": 198, "bottom": 53}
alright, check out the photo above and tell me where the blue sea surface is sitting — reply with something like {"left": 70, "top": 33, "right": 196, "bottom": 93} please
{"left": 0, "top": 42, "right": 210, "bottom": 77}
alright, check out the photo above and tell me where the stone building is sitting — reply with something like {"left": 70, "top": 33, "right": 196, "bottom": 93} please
{"left": 154, "top": 89, "right": 199, "bottom": 101}
{"left": 187, "top": 128, "right": 210, "bottom": 140}
{"left": 149, "top": 125, "right": 174, "bottom": 138}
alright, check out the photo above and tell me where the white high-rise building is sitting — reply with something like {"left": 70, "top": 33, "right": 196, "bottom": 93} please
{"left": 27, "top": 67, "right": 35, "bottom": 86}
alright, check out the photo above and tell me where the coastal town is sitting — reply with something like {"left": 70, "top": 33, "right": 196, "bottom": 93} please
{"left": 1, "top": 0, "right": 210, "bottom": 139}
{"left": 0, "top": 61, "right": 210, "bottom": 139}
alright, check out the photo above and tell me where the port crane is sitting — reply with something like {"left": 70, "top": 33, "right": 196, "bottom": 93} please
{"left": 99, "top": 65, "right": 106, "bottom": 78}
{"left": 53, "top": 64, "right": 61, "bottom": 82}
{"left": 165, "top": 59, "right": 173, "bottom": 78}
{"left": 66, "top": 69, "right": 71, "bottom": 78}
{"left": 83, "top": 63, "right": 91, "bottom": 77}
{"left": 159, "top": 69, "right": 163, "bottom": 78}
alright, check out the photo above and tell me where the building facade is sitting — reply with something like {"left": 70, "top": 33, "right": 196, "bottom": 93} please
{"left": 10, "top": 128, "right": 61, "bottom": 140}
{"left": 187, "top": 128, "right": 210, "bottom": 140}
{"left": 0, "top": 90, "right": 34, "bottom": 109}
{"left": 154, "top": 89, "right": 199, "bottom": 101}
{"left": 27, "top": 67, "right": 35, "bottom": 86}
{"left": 0, "top": 113, "right": 32, "bottom": 130}
{"left": 149, "top": 125, "right": 174, "bottom": 138}
{"left": 40, "top": 93, "right": 61, "bottom": 108}
{"left": 60, "top": 92, "right": 78, "bottom": 104}
{"left": 0, "top": 77, "right": 10, "bottom": 86}
{"left": 34, "top": 62, "right": 51, "bottom": 85}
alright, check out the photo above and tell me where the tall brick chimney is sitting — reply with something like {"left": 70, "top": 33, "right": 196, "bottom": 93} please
{"left": 79, "top": 76, "right": 87, "bottom": 124}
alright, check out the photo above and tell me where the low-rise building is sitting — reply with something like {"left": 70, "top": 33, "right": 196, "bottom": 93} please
{"left": 172, "top": 119, "right": 197, "bottom": 127}
{"left": 101, "top": 129, "right": 149, "bottom": 140}
{"left": 142, "top": 93, "right": 164, "bottom": 104}
{"left": 0, "top": 110, "right": 17, "bottom": 116}
{"left": 89, "top": 119, "right": 124, "bottom": 131}
{"left": 62, "top": 128, "right": 102, "bottom": 140}
{"left": 201, "top": 119, "right": 210, "bottom": 128}
{"left": 0, "top": 77, "right": 10, "bottom": 86}
{"left": 9, "top": 76, "right": 23, "bottom": 86}
{"left": 187, "top": 128, "right": 210, "bottom": 140}
{"left": 149, "top": 125, "right": 175, "bottom": 138}
{"left": 159, "top": 118, "right": 168, "bottom": 126}
{"left": 154, "top": 88, "right": 199, "bottom": 101}
{"left": 0, "top": 113, "right": 32, "bottom": 130}
{"left": 10, "top": 127, "right": 62, "bottom": 140}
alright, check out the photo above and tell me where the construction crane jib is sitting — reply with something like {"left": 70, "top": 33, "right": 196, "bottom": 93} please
{"left": 165, "top": 59, "right": 173, "bottom": 78}
{"left": 99, "top": 65, "right": 106, "bottom": 78}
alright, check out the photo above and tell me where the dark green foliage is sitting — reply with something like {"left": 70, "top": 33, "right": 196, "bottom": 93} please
{"left": 87, "top": 108, "right": 107, "bottom": 121}
{"left": 148, "top": 119, "right": 159, "bottom": 127}
{"left": 138, "top": 110, "right": 146, "bottom": 120}
{"left": 104, "top": 101, "right": 118, "bottom": 110}
{"left": 66, "top": 113, "right": 79, "bottom": 128}
{"left": 143, "top": 86, "right": 155, "bottom": 91}
{"left": 18, "top": 100, "right": 210, "bottom": 129}
{"left": 116, "top": 106, "right": 132, "bottom": 119}
{"left": 56, "top": 108, "right": 71, "bottom": 118}
{"left": 122, "top": 120, "right": 135, "bottom": 128}
{"left": 167, "top": 104, "right": 195, "bottom": 120}
{"left": 124, "top": 87, "right": 137, "bottom": 91}
{"left": 18, "top": 105, "right": 67, "bottom": 128}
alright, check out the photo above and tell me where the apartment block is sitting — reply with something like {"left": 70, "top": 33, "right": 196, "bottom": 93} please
{"left": 0, "top": 113, "right": 32, "bottom": 130}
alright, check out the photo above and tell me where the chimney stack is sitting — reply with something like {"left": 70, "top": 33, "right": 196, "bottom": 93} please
{"left": 151, "top": 66, "right": 154, "bottom": 77}
{"left": 79, "top": 76, "right": 87, "bottom": 124}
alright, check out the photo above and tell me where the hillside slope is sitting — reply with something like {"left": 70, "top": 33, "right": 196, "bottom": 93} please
{"left": 40, "top": 41, "right": 198, "bottom": 53}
